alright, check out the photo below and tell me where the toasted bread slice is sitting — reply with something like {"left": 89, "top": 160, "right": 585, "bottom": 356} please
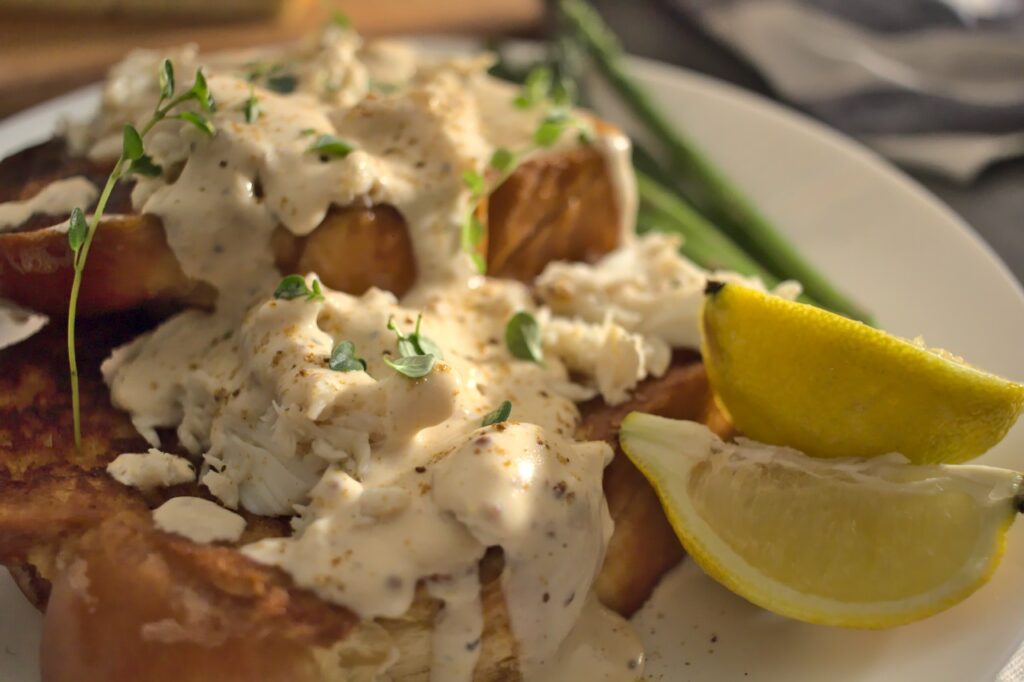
{"left": 0, "top": 140, "right": 622, "bottom": 315}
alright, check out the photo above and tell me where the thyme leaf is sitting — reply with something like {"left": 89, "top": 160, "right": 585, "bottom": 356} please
{"left": 67, "top": 208, "right": 87, "bottom": 253}
{"left": 384, "top": 354, "right": 436, "bottom": 379}
{"left": 177, "top": 111, "right": 215, "bottom": 137}
{"left": 505, "top": 311, "right": 543, "bottom": 364}
{"left": 243, "top": 90, "right": 262, "bottom": 123}
{"left": 66, "top": 62, "right": 219, "bottom": 449}
{"left": 274, "top": 274, "right": 325, "bottom": 301}
{"left": 126, "top": 153, "right": 163, "bottom": 177}
{"left": 308, "top": 134, "right": 356, "bottom": 159}
{"left": 329, "top": 340, "right": 367, "bottom": 372}
{"left": 481, "top": 400, "right": 512, "bottom": 426}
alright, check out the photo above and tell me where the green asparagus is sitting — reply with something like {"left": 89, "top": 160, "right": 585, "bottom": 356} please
{"left": 558, "top": 0, "right": 871, "bottom": 323}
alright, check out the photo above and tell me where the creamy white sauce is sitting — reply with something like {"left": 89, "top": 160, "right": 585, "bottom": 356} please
{"left": 534, "top": 597, "right": 644, "bottom": 682}
{"left": 66, "top": 26, "right": 687, "bottom": 682}
{"left": 106, "top": 448, "right": 195, "bottom": 490}
{"left": 152, "top": 496, "right": 246, "bottom": 543}
{"left": 536, "top": 232, "right": 802, "bottom": 350}
{"left": 0, "top": 176, "right": 97, "bottom": 231}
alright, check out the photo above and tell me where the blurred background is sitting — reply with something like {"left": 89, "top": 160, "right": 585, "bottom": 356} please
{"left": 0, "top": 0, "right": 1021, "bottom": 282}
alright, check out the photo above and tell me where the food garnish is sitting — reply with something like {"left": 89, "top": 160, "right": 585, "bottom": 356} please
{"left": 387, "top": 314, "right": 443, "bottom": 360}
{"left": 505, "top": 310, "right": 543, "bottom": 364}
{"left": 242, "top": 87, "right": 262, "bottom": 123}
{"left": 384, "top": 314, "right": 440, "bottom": 378}
{"left": 307, "top": 134, "right": 356, "bottom": 159}
{"left": 328, "top": 340, "right": 367, "bottom": 373}
{"left": 65, "top": 59, "right": 216, "bottom": 448}
{"left": 702, "top": 282, "right": 1024, "bottom": 463}
{"left": 383, "top": 353, "right": 435, "bottom": 379}
{"left": 273, "top": 274, "right": 325, "bottom": 301}
{"left": 481, "top": 400, "right": 513, "bottom": 426}
{"left": 619, "top": 412, "right": 1024, "bottom": 628}
{"left": 459, "top": 67, "right": 594, "bottom": 273}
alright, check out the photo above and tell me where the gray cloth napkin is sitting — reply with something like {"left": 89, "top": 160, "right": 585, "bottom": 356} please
{"left": 666, "top": 0, "right": 1024, "bottom": 182}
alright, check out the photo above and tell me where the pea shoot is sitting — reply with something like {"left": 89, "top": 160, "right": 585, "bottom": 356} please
{"left": 66, "top": 59, "right": 217, "bottom": 449}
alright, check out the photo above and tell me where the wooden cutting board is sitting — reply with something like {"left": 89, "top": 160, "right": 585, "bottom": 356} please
{"left": 0, "top": 0, "right": 543, "bottom": 118}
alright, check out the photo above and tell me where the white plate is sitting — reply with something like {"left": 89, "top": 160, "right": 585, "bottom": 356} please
{"left": 2, "top": 41, "right": 1023, "bottom": 682}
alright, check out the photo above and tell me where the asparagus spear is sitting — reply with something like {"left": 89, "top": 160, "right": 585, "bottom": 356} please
{"left": 558, "top": 0, "right": 872, "bottom": 323}
{"left": 637, "top": 171, "right": 780, "bottom": 286}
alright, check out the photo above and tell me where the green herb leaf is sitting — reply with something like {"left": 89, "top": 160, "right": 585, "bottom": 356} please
{"left": 461, "top": 212, "right": 485, "bottom": 248}
{"left": 534, "top": 111, "right": 570, "bottom": 148}
{"left": 387, "top": 315, "right": 443, "bottom": 360}
{"left": 308, "top": 134, "right": 355, "bottom": 159}
{"left": 243, "top": 93, "right": 262, "bottom": 123}
{"left": 469, "top": 251, "right": 487, "bottom": 274}
{"left": 514, "top": 66, "right": 552, "bottom": 109}
{"left": 266, "top": 74, "right": 298, "bottom": 94}
{"left": 329, "top": 340, "right": 367, "bottom": 372}
{"left": 384, "top": 353, "right": 435, "bottom": 379}
{"left": 127, "top": 153, "right": 163, "bottom": 177}
{"left": 177, "top": 111, "right": 215, "bottom": 137}
{"left": 489, "top": 148, "right": 516, "bottom": 174}
{"left": 369, "top": 80, "right": 398, "bottom": 94}
{"left": 299, "top": 127, "right": 317, "bottom": 137}
{"left": 331, "top": 9, "right": 351, "bottom": 28}
{"left": 122, "top": 124, "right": 145, "bottom": 161}
{"left": 190, "top": 69, "right": 215, "bottom": 112}
{"left": 551, "top": 79, "right": 576, "bottom": 107}
{"left": 274, "top": 274, "right": 309, "bottom": 300}
{"left": 159, "top": 59, "right": 175, "bottom": 100}
{"left": 577, "top": 128, "right": 595, "bottom": 145}
{"left": 67, "top": 207, "right": 87, "bottom": 253}
{"left": 462, "top": 169, "right": 485, "bottom": 196}
{"left": 481, "top": 400, "right": 512, "bottom": 426}
{"left": 411, "top": 315, "right": 443, "bottom": 359}
{"left": 309, "top": 278, "right": 325, "bottom": 302}
{"left": 505, "top": 311, "right": 543, "bottom": 363}
{"left": 274, "top": 274, "right": 324, "bottom": 301}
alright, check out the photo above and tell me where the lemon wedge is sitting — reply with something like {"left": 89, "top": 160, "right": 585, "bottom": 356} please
{"left": 620, "top": 412, "right": 1023, "bottom": 628}
{"left": 701, "top": 282, "right": 1024, "bottom": 464}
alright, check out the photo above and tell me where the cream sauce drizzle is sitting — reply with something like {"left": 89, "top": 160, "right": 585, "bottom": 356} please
{"left": 0, "top": 176, "right": 97, "bottom": 231}
{"left": 79, "top": 26, "right": 656, "bottom": 682}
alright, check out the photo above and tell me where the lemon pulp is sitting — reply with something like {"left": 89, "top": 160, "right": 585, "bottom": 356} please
{"left": 620, "top": 412, "right": 1022, "bottom": 628}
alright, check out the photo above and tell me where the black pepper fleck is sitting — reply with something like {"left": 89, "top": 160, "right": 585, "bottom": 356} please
{"left": 415, "top": 466, "right": 427, "bottom": 474}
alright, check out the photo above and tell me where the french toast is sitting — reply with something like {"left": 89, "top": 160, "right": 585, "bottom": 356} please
{"left": 0, "top": 305, "right": 723, "bottom": 680}
{"left": 0, "top": 139, "right": 620, "bottom": 314}
{"left": 0, "top": 26, "right": 731, "bottom": 682}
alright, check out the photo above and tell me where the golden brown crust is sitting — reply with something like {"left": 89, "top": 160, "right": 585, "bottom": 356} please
{"left": 272, "top": 204, "right": 419, "bottom": 297}
{"left": 0, "top": 134, "right": 676, "bottom": 679}
{"left": 486, "top": 145, "right": 621, "bottom": 282}
{"left": 0, "top": 140, "right": 620, "bottom": 313}
{"left": 579, "top": 355, "right": 734, "bottom": 616}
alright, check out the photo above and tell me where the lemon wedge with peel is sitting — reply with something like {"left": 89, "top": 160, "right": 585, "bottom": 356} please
{"left": 702, "top": 282, "right": 1024, "bottom": 464}
{"left": 620, "top": 412, "right": 1023, "bottom": 628}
